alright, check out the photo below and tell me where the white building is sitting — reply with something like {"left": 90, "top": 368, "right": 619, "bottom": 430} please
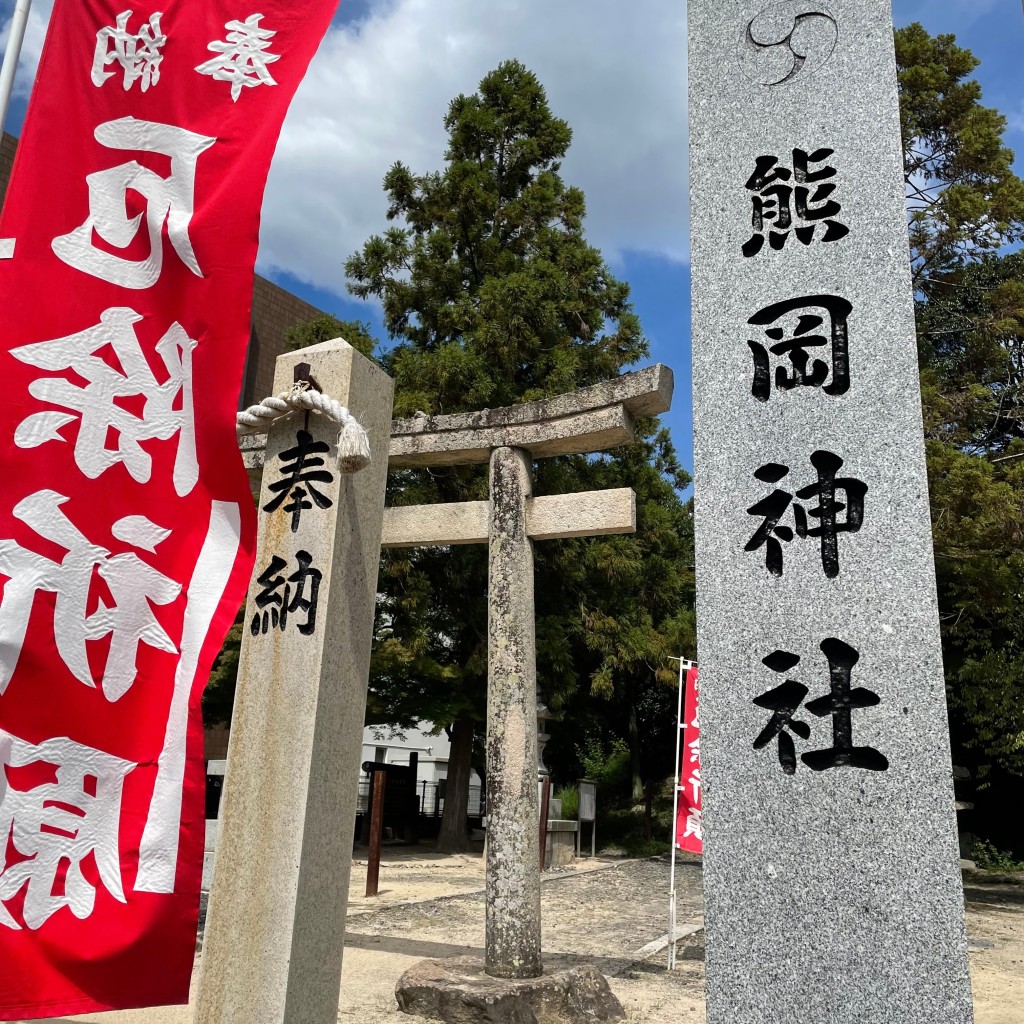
{"left": 360, "top": 721, "right": 482, "bottom": 787}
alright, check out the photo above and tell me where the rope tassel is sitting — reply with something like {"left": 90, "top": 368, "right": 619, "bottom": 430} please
{"left": 236, "top": 381, "right": 372, "bottom": 473}
{"left": 337, "top": 415, "right": 372, "bottom": 474}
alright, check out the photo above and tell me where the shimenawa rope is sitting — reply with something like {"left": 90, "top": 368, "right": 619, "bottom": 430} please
{"left": 236, "top": 380, "right": 371, "bottom": 473}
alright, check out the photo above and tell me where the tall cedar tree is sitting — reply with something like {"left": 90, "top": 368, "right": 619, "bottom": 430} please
{"left": 897, "top": 25, "right": 1024, "bottom": 786}
{"left": 345, "top": 61, "right": 693, "bottom": 849}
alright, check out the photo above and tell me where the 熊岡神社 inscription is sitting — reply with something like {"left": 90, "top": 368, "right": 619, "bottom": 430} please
{"left": 689, "top": 2, "right": 974, "bottom": 1023}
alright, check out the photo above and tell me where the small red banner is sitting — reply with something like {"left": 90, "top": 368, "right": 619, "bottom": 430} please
{"left": 0, "top": 1, "right": 338, "bottom": 1017}
{"left": 675, "top": 666, "right": 702, "bottom": 854}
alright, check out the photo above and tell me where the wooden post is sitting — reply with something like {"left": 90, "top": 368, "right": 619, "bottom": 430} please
{"left": 365, "top": 770, "right": 387, "bottom": 897}
{"left": 196, "top": 340, "right": 393, "bottom": 1024}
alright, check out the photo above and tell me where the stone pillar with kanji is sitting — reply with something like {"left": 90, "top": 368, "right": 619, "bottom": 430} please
{"left": 197, "top": 339, "right": 393, "bottom": 1024}
{"left": 688, "top": 3, "right": 974, "bottom": 1022}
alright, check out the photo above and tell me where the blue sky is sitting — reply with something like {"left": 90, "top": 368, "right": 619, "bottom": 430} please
{"left": 1, "top": 0, "right": 1022, "bottom": 486}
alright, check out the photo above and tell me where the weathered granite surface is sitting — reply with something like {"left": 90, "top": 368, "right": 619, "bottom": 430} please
{"left": 688, "top": 2, "right": 973, "bottom": 1022}
{"left": 486, "top": 447, "right": 542, "bottom": 979}
{"left": 380, "top": 489, "right": 635, "bottom": 548}
{"left": 241, "top": 364, "right": 674, "bottom": 473}
{"left": 395, "top": 957, "right": 624, "bottom": 1024}
{"left": 196, "top": 340, "right": 394, "bottom": 1024}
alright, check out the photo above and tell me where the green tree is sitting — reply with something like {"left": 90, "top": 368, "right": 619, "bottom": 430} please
{"left": 203, "top": 608, "right": 243, "bottom": 726}
{"left": 896, "top": 23, "right": 1024, "bottom": 284}
{"left": 285, "top": 311, "right": 377, "bottom": 359}
{"left": 928, "top": 441, "right": 1024, "bottom": 777}
{"left": 897, "top": 25, "right": 1024, "bottom": 781}
{"left": 347, "top": 60, "right": 692, "bottom": 850}
{"left": 917, "top": 251, "right": 1024, "bottom": 457}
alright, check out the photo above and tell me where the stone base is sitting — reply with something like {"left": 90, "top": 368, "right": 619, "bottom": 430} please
{"left": 395, "top": 956, "right": 625, "bottom": 1024}
{"left": 545, "top": 820, "right": 578, "bottom": 869}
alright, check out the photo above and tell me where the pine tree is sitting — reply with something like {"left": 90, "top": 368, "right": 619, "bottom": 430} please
{"left": 897, "top": 25, "right": 1024, "bottom": 782}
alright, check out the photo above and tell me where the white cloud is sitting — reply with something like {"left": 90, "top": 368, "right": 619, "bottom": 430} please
{"left": 0, "top": 0, "right": 54, "bottom": 99}
{"left": 260, "top": 0, "right": 689, "bottom": 294}
{"left": 1009, "top": 103, "right": 1024, "bottom": 139}
{"left": 1, "top": 0, "right": 688, "bottom": 297}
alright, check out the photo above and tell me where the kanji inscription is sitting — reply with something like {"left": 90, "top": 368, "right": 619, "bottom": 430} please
{"left": 748, "top": 294, "right": 851, "bottom": 401}
{"left": 744, "top": 451, "right": 866, "bottom": 578}
{"left": 753, "top": 639, "right": 888, "bottom": 774}
{"left": 743, "top": 148, "right": 849, "bottom": 257}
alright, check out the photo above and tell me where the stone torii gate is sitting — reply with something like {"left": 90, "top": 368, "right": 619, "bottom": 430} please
{"left": 241, "top": 362, "right": 673, "bottom": 982}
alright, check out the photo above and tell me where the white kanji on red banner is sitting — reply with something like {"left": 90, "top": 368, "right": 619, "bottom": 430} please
{"left": 92, "top": 11, "right": 167, "bottom": 92}
{"left": 682, "top": 807, "right": 702, "bottom": 841}
{"left": 0, "top": 0, "right": 338, "bottom": 1013}
{"left": 12, "top": 307, "right": 200, "bottom": 496}
{"left": 52, "top": 117, "right": 215, "bottom": 289}
{"left": 676, "top": 667, "right": 702, "bottom": 853}
{"left": 0, "top": 729, "right": 135, "bottom": 930}
{"left": 196, "top": 15, "right": 280, "bottom": 101}
{"left": 0, "top": 490, "right": 181, "bottom": 700}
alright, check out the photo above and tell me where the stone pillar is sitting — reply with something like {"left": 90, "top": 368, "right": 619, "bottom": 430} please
{"left": 195, "top": 339, "right": 394, "bottom": 1024}
{"left": 485, "top": 446, "right": 542, "bottom": 979}
{"left": 688, "top": 3, "right": 973, "bottom": 1022}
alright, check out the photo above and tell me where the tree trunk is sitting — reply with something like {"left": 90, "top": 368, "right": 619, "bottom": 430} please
{"left": 643, "top": 783, "right": 654, "bottom": 841}
{"left": 437, "top": 719, "right": 475, "bottom": 853}
{"left": 629, "top": 702, "right": 644, "bottom": 803}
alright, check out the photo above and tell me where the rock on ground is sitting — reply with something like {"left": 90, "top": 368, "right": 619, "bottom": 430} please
{"left": 395, "top": 956, "right": 624, "bottom": 1024}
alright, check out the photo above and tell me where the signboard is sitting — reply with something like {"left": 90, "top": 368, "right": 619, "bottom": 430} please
{"left": 578, "top": 779, "right": 596, "bottom": 823}
{"left": 0, "top": 1, "right": 339, "bottom": 1017}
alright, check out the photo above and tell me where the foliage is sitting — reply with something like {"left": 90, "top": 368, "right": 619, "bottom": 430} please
{"left": 345, "top": 60, "right": 646, "bottom": 412}
{"left": 896, "top": 23, "right": 1024, "bottom": 284}
{"left": 927, "top": 441, "right": 1024, "bottom": 777}
{"left": 899, "top": 34, "right": 1022, "bottom": 791}
{"left": 285, "top": 311, "right": 377, "bottom": 360}
{"left": 553, "top": 784, "right": 578, "bottom": 820}
{"left": 576, "top": 738, "right": 632, "bottom": 800}
{"left": 203, "top": 609, "right": 243, "bottom": 725}
{"left": 896, "top": 26, "right": 1024, "bottom": 781}
{"left": 917, "top": 252, "right": 1024, "bottom": 457}
{"left": 972, "top": 839, "right": 1024, "bottom": 874}
{"left": 593, "top": 786, "right": 675, "bottom": 857}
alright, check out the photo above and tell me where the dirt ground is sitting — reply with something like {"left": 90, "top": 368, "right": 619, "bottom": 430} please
{"left": 16, "top": 847, "right": 1024, "bottom": 1024}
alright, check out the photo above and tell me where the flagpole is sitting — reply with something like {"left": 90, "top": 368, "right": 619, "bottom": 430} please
{"left": 0, "top": 0, "right": 33, "bottom": 136}
{"left": 666, "top": 655, "right": 695, "bottom": 970}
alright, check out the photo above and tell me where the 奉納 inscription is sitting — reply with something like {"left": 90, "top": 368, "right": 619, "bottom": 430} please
{"left": 263, "top": 428, "right": 335, "bottom": 533}
{"left": 250, "top": 550, "right": 322, "bottom": 636}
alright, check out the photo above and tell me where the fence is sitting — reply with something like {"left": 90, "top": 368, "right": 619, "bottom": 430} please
{"left": 354, "top": 777, "right": 485, "bottom": 818}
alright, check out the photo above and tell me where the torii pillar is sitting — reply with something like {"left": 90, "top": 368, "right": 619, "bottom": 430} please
{"left": 380, "top": 365, "right": 674, "bottom": 979}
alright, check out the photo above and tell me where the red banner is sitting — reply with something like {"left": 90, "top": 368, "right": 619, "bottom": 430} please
{"left": 0, "top": 2, "right": 338, "bottom": 1017}
{"left": 675, "top": 666, "right": 702, "bottom": 854}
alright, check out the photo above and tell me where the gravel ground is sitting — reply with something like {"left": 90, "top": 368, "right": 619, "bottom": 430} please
{"left": 16, "top": 855, "right": 1022, "bottom": 1024}
{"left": 336, "top": 856, "right": 706, "bottom": 1024}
